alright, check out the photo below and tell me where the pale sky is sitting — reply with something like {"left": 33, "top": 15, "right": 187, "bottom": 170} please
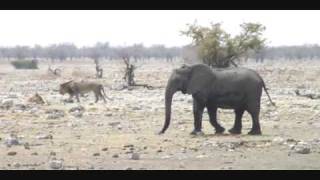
{"left": 0, "top": 10, "right": 320, "bottom": 47}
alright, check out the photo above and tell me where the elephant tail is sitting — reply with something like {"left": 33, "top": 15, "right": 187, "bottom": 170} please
{"left": 261, "top": 78, "right": 276, "bottom": 106}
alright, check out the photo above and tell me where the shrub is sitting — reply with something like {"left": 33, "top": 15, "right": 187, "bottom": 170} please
{"left": 11, "top": 59, "right": 39, "bottom": 69}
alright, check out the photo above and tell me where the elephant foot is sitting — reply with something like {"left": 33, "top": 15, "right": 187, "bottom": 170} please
{"left": 228, "top": 128, "right": 241, "bottom": 135}
{"left": 190, "top": 130, "right": 204, "bottom": 136}
{"left": 248, "top": 129, "right": 262, "bottom": 135}
{"left": 215, "top": 126, "right": 225, "bottom": 134}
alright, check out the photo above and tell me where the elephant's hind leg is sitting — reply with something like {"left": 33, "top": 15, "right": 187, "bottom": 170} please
{"left": 247, "top": 103, "right": 262, "bottom": 135}
{"left": 207, "top": 106, "right": 225, "bottom": 134}
{"left": 229, "top": 108, "right": 244, "bottom": 134}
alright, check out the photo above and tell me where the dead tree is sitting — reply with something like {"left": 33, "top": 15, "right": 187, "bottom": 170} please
{"left": 122, "top": 56, "right": 153, "bottom": 89}
{"left": 94, "top": 59, "right": 103, "bottom": 78}
{"left": 123, "top": 56, "right": 135, "bottom": 86}
{"left": 295, "top": 89, "right": 320, "bottom": 99}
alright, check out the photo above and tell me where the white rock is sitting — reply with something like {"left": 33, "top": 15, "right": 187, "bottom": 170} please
{"left": 49, "top": 159, "right": 63, "bottom": 169}
{"left": 293, "top": 142, "right": 311, "bottom": 154}
{"left": 7, "top": 94, "right": 18, "bottom": 99}
{"left": 46, "top": 109, "right": 65, "bottom": 119}
{"left": 161, "top": 155, "right": 171, "bottom": 159}
{"left": 14, "top": 104, "right": 27, "bottom": 111}
{"left": 5, "top": 135, "right": 20, "bottom": 147}
{"left": 69, "top": 105, "right": 85, "bottom": 113}
{"left": 272, "top": 137, "right": 285, "bottom": 145}
{"left": 36, "top": 134, "right": 53, "bottom": 140}
{"left": 196, "top": 155, "right": 207, "bottom": 158}
{"left": 71, "top": 111, "right": 83, "bottom": 118}
{"left": 1, "top": 99, "right": 14, "bottom": 109}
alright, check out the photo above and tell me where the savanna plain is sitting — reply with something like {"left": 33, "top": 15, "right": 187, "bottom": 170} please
{"left": 1, "top": 59, "right": 320, "bottom": 170}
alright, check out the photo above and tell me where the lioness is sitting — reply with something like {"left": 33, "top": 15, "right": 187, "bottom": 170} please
{"left": 59, "top": 80, "right": 109, "bottom": 103}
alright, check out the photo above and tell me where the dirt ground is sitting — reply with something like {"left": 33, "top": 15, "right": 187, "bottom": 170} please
{"left": 1, "top": 59, "right": 320, "bottom": 170}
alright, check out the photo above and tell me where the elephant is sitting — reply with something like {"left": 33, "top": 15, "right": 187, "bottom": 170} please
{"left": 159, "top": 64, "right": 275, "bottom": 135}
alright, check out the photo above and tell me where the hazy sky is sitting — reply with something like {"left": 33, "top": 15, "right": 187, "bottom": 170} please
{"left": 0, "top": 10, "right": 320, "bottom": 47}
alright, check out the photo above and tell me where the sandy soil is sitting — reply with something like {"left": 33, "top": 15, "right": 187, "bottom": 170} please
{"left": 1, "top": 59, "right": 320, "bottom": 170}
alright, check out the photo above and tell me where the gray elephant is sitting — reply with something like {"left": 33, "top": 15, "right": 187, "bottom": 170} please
{"left": 159, "top": 64, "right": 275, "bottom": 135}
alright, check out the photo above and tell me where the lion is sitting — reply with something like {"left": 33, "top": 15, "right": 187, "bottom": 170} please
{"left": 59, "top": 80, "right": 109, "bottom": 103}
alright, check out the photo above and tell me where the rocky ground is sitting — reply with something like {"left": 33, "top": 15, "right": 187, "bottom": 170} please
{"left": 1, "top": 59, "right": 320, "bottom": 170}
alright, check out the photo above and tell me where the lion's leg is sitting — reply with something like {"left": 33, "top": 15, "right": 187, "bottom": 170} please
{"left": 75, "top": 93, "right": 80, "bottom": 102}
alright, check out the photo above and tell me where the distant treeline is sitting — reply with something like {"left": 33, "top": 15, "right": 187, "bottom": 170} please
{"left": 0, "top": 42, "right": 182, "bottom": 62}
{"left": 1, "top": 43, "right": 320, "bottom": 62}
{"left": 254, "top": 44, "right": 320, "bottom": 62}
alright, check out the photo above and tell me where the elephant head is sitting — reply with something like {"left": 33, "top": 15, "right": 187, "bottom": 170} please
{"left": 159, "top": 64, "right": 215, "bottom": 134}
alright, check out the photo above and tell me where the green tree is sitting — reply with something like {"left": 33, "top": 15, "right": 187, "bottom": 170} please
{"left": 181, "top": 21, "right": 267, "bottom": 67}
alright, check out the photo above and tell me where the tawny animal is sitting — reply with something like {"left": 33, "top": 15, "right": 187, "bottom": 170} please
{"left": 59, "top": 80, "right": 109, "bottom": 103}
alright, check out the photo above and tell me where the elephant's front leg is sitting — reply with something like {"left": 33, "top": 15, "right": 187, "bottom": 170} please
{"left": 207, "top": 106, "right": 225, "bottom": 134}
{"left": 191, "top": 99, "right": 205, "bottom": 135}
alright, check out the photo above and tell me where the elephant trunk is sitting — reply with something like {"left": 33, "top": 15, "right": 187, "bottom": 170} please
{"left": 159, "top": 85, "right": 176, "bottom": 134}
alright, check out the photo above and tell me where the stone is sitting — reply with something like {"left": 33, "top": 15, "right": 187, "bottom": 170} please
{"left": 105, "top": 113, "right": 113, "bottom": 117}
{"left": 29, "top": 107, "right": 40, "bottom": 114}
{"left": 0, "top": 99, "right": 14, "bottom": 109}
{"left": 71, "top": 111, "right": 83, "bottom": 118}
{"left": 124, "top": 144, "right": 134, "bottom": 148}
{"left": 36, "top": 134, "right": 53, "bottom": 140}
{"left": 96, "top": 123, "right": 104, "bottom": 127}
{"left": 196, "top": 155, "right": 206, "bottom": 158}
{"left": 14, "top": 104, "right": 27, "bottom": 111}
{"left": 7, "top": 94, "right": 18, "bottom": 99}
{"left": 5, "top": 134, "right": 20, "bottom": 147}
{"left": 112, "top": 154, "right": 119, "bottom": 158}
{"left": 161, "top": 155, "right": 171, "bottom": 159}
{"left": 13, "top": 163, "right": 21, "bottom": 168}
{"left": 293, "top": 142, "right": 311, "bottom": 154}
{"left": 49, "top": 159, "right": 63, "bottom": 170}
{"left": 46, "top": 109, "right": 65, "bottom": 119}
{"left": 69, "top": 105, "right": 85, "bottom": 113}
{"left": 101, "top": 148, "right": 108, "bottom": 151}
{"left": 63, "top": 99, "right": 74, "bottom": 103}
{"left": 24, "top": 143, "right": 30, "bottom": 150}
{"left": 7, "top": 151, "right": 17, "bottom": 156}
{"left": 132, "top": 106, "right": 142, "bottom": 111}
{"left": 108, "top": 122, "right": 121, "bottom": 127}
{"left": 93, "top": 153, "right": 100, "bottom": 156}
{"left": 131, "top": 153, "right": 140, "bottom": 160}
{"left": 272, "top": 137, "right": 286, "bottom": 145}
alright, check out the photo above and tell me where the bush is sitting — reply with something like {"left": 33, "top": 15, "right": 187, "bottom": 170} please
{"left": 11, "top": 59, "right": 39, "bottom": 69}
{"left": 181, "top": 21, "right": 266, "bottom": 68}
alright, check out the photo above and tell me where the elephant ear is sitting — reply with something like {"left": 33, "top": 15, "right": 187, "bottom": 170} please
{"left": 186, "top": 64, "right": 215, "bottom": 94}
